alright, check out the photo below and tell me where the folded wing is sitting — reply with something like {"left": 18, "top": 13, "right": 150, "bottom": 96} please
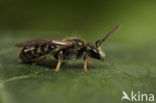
{"left": 15, "top": 39, "right": 72, "bottom": 47}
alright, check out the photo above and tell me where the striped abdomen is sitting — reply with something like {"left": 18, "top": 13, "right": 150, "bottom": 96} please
{"left": 19, "top": 45, "right": 56, "bottom": 63}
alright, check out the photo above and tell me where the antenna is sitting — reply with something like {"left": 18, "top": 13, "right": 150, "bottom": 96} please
{"left": 96, "top": 25, "right": 120, "bottom": 47}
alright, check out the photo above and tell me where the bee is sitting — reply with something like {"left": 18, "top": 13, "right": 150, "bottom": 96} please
{"left": 15, "top": 25, "right": 120, "bottom": 73}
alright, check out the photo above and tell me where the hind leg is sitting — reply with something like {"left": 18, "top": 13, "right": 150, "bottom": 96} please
{"left": 32, "top": 49, "right": 59, "bottom": 65}
{"left": 19, "top": 55, "right": 47, "bottom": 66}
{"left": 31, "top": 56, "right": 48, "bottom": 66}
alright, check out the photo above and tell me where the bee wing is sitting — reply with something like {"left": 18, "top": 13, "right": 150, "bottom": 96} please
{"left": 15, "top": 39, "right": 48, "bottom": 47}
{"left": 47, "top": 39, "right": 72, "bottom": 46}
{"left": 15, "top": 39, "right": 72, "bottom": 47}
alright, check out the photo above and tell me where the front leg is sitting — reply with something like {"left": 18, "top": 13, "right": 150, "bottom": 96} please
{"left": 55, "top": 51, "right": 63, "bottom": 72}
{"left": 83, "top": 54, "right": 89, "bottom": 73}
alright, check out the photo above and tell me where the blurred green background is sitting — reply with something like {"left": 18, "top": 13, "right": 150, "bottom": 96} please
{"left": 0, "top": 0, "right": 156, "bottom": 103}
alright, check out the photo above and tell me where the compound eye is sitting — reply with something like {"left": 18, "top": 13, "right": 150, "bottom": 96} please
{"left": 90, "top": 49, "right": 101, "bottom": 59}
{"left": 87, "top": 46, "right": 101, "bottom": 60}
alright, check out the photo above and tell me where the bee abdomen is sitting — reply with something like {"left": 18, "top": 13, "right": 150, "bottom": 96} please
{"left": 19, "top": 45, "right": 56, "bottom": 62}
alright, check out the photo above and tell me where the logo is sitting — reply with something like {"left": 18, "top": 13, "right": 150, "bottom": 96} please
{"left": 121, "top": 91, "right": 154, "bottom": 102}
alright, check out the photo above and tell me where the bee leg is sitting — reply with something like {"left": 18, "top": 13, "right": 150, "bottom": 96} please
{"left": 83, "top": 54, "right": 89, "bottom": 73}
{"left": 31, "top": 56, "right": 47, "bottom": 66}
{"left": 55, "top": 51, "right": 63, "bottom": 73}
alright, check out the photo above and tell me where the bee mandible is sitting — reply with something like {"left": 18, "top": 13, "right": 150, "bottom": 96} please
{"left": 15, "top": 25, "right": 120, "bottom": 73}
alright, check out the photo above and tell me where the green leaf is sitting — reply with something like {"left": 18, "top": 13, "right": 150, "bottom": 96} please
{"left": 0, "top": 33, "right": 156, "bottom": 103}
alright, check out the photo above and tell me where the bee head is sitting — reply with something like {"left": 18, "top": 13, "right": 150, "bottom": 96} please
{"left": 87, "top": 25, "right": 120, "bottom": 61}
{"left": 86, "top": 43, "right": 105, "bottom": 61}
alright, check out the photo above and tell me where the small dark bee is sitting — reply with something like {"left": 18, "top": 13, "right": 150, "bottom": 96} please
{"left": 15, "top": 25, "right": 120, "bottom": 73}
